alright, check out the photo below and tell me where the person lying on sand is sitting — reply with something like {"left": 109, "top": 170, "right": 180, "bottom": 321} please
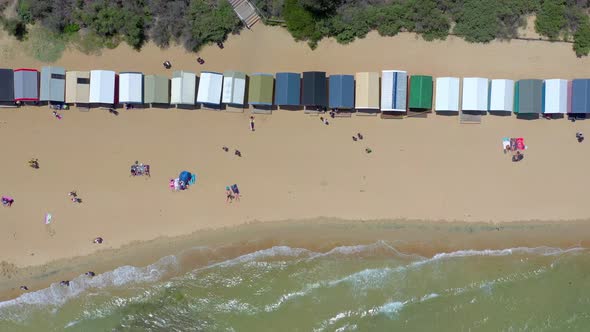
{"left": 226, "top": 187, "right": 234, "bottom": 203}
{"left": 235, "top": 150, "right": 242, "bottom": 157}
{"left": 93, "top": 237, "right": 103, "bottom": 244}
{"left": 19, "top": 286, "right": 28, "bottom": 291}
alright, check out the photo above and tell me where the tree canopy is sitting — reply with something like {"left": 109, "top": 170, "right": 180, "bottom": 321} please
{"left": 3, "top": 0, "right": 590, "bottom": 57}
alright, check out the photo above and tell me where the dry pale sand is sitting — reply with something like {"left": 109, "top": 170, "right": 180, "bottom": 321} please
{"left": 1, "top": 24, "right": 590, "bottom": 279}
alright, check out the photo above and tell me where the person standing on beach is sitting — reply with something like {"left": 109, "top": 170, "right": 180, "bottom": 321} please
{"left": 250, "top": 116, "right": 255, "bottom": 132}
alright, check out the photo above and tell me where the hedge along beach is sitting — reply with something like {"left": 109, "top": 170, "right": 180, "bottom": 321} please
{"left": 1, "top": 22, "right": 590, "bottom": 312}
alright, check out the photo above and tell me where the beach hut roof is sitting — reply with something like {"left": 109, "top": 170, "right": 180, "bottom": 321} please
{"left": 144, "top": 75, "right": 169, "bottom": 105}
{"left": 40, "top": 66, "right": 65, "bottom": 102}
{"left": 381, "top": 70, "right": 407, "bottom": 112}
{"left": 435, "top": 77, "right": 460, "bottom": 112}
{"left": 119, "top": 72, "right": 143, "bottom": 104}
{"left": 89, "top": 70, "right": 116, "bottom": 104}
{"left": 515, "top": 79, "right": 542, "bottom": 114}
{"left": 65, "top": 71, "right": 90, "bottom": 104}
{"left": 197, "top": 71, "right": 223, "bottom": 105}
{"left": 461, "top": 77, "right": 489, "bottom": 111}
{"left": 489, "top": 79, "right": 514, "bottom": 112}
{"left": 222, "top": 71, "right": 246, "bottom": 105}
{"left": 329, "top": 74, "right": 354, "bottom": 109}
{"left": 302, "top": 71, "right": 327, "bottom": 107}
{"left": 355, "top": 72, "right": 379, "bottom": 109}
{"left": 543, "top": 79, "right": 567, "bottom": 114}
{"left": 0, "top": 68, "right": 14, "bottom": 102}
{"left": 171, "top": 71, "right": 196, "bottom": 105}
{"left": 408, "top": 75, "right": 433, "bottom": 110}
{"left": 571, "top": 79, "right": 590, "bottom": 114}
{"left": 274, "top": 72, "right": 300, "bottom": 106}
{"left": 14, "top": 68, "right": 39, "bottom": 102}
{"left": 248, "top": 73, "right": 274, "bottom": 106}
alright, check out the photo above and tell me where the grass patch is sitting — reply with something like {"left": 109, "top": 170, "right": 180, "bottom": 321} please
{"left": 68, "top": 30, "right": 104, "bottom": 56}
{"left": 23, "top": 25, "right": 65, "bottom": 62}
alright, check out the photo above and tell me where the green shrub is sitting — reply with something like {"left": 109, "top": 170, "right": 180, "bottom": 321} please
{"left": 574, "top": 16, "right": 590, "bottom": 57}
{"left": 454, "top": 0, "right": 500, "bottom": 43}
{"left": 535, "top": 0, "right": 566, "bottom": 39}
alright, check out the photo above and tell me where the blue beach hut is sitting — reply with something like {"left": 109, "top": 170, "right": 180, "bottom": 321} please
{"left": 329, "top": 74, "right": 354, "bottom": 111}
{"left": 275, "top": 72, "right": 301, "bottom": 108}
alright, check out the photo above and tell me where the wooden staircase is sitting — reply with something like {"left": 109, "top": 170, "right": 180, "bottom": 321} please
{"left": 228, "top": 0, "right": 261, "bottom": 29}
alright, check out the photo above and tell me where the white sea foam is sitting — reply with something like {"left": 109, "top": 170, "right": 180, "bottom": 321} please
{"left": 0, "top": 255, "right": 179, "bottom": 319}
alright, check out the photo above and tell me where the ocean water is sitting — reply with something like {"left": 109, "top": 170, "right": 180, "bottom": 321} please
{"left": 1, "top": 241, "right": 589, "bottom": 331}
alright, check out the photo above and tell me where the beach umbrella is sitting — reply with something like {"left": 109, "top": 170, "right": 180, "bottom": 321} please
{"left": 179, "top": 171, "right": 192, "bottom": 183}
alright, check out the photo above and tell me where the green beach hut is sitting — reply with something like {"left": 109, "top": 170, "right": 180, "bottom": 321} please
{"left": 409, "top": 75, "right": 433, "bottom": 110}
{"left": 144, "top": 75, "right": 170, "bottom": 107}
{"left": 248, "top": 73, "right": 274, "bottom": 110}
{"left": 514, "top": 79, "right": 542, "bottom": 117}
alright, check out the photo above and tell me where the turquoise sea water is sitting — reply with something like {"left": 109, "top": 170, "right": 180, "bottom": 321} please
{"left": 1, "top": 242, "right": 589, "bottom": 331}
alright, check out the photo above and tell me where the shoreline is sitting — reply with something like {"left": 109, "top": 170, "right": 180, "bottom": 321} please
{"left": 1, "top": 218, "right": 589, "bottom": 302}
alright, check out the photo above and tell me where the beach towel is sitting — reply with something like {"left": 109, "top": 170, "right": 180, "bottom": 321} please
{"left": 169, "top": 179, "right": 175, "bottom": 190}
{"left": 45, "top": 213, "right": 52, "bottom": 224}
{"left": 502, "top": 137, "right": 510, "bottom": 150}
{"left": 231, "top": 184, "right": 240, "bottom": 195}
{"left": 174, "top": 178, "right": 180, "bottom": 191}
{"left": 189, "top": 173, "right": 196, "bottom": 185}
{"left": 516, "top": 138, "right": 525, "bottom": 150}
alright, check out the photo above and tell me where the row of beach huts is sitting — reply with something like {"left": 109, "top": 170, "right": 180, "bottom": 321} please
{"left": 2, "top": 67, "right": 589, "bottom": 119}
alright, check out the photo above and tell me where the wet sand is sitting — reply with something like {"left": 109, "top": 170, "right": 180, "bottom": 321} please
{"left": 1, "top": 24, "right": 590, "bottom": 299}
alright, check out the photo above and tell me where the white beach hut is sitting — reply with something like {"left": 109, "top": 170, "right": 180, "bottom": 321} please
{"left": 380, "top": 70, "right": 407, "bottom": 113}
{"left": 461, "top": 77, "right": 489, "bottom": 112}
{"left": 489, "top": 79, "right": 514, "bottom": 113}
{"left": 543, "top": 79, "right": 568, "bottom": 114}
{"left": 435, "top": 77, "right": 460, "bottom": 112}
{"left": 89, "top": 70, "right": 116, "bottom": 104}
{"left": 171, "top": 71, "right": 196, "bottom": 106}
{"left": 119, "top": 72, "right": 143, "bottom": 105}
{"left": 222, "top": 71, "right": 246, "bottom": 106}
{"left": 197, "top": 71, "right": 223, "bottom": 107}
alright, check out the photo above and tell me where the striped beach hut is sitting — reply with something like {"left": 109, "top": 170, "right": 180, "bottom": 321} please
{"left": 381, "top": 70, "right": 407, "bottom": 113}
{"left": 489, "top": 79, "right": 514, "bottom": 113}
{"left": 302, "top": 71, "right": 327, "bottom": 112}
{"left": 197, "top": 71, "right": 223, "bottom": 109}
{"left": 570, "top": 79, "right": 590, "bottom": 115}
{"left": 89, "top": 70, "right": 116, "bottom": 105}
{"left": 543, "top": 79, "right": 567, "bottom": 115}
{"left": 171, "top": 71, "right": 197, "bottom": 107}
{"left": 0, "top": 68, "right": 15, "bottom": 106}
{"left": 40, "top": 66, "right": 65, "bottom": 103}
{"left": 355, "top": 72, "right": 379, "bottom": 114}
{"left": 65, "top": 71, "right": 90, "bottom": 106}
{"left": 329, "top": 74, "right": 354, "bottom": 111}
{"left": 249, "top": 73, "right": 274, "bottom": 112}
{"left": 144, "top": 75, "right": 169, "bottom": 107}
{"left": 514, "top": 79, "right": 543, "bottom": 117}
{"left": 222, "top": 71, "right": 246, "bottom": 107}
{"left": 435, "top": 77, "right": 460, "bottom": 113}
{"left": 461, "top": 77, "right": 489, "bottom": 112}
{"left": 408, "top": 75, "right": 433, "bottom": 110}
{"left": 14, "top": 68, "right": 39, "bottom": 103}
{"left": 274, "top": 72, "right": 300, "bottom": 108}
{"left": 119, "top": 72, "right": 143, "bottom": 105}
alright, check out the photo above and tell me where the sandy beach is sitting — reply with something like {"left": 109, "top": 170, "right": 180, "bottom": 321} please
{"left": 2, "top": 24, "right": 590, "bottom": 298}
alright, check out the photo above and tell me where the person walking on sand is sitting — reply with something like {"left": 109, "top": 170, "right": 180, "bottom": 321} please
{"left": 250, "top": 116, "right": 255, "bottom": 132}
